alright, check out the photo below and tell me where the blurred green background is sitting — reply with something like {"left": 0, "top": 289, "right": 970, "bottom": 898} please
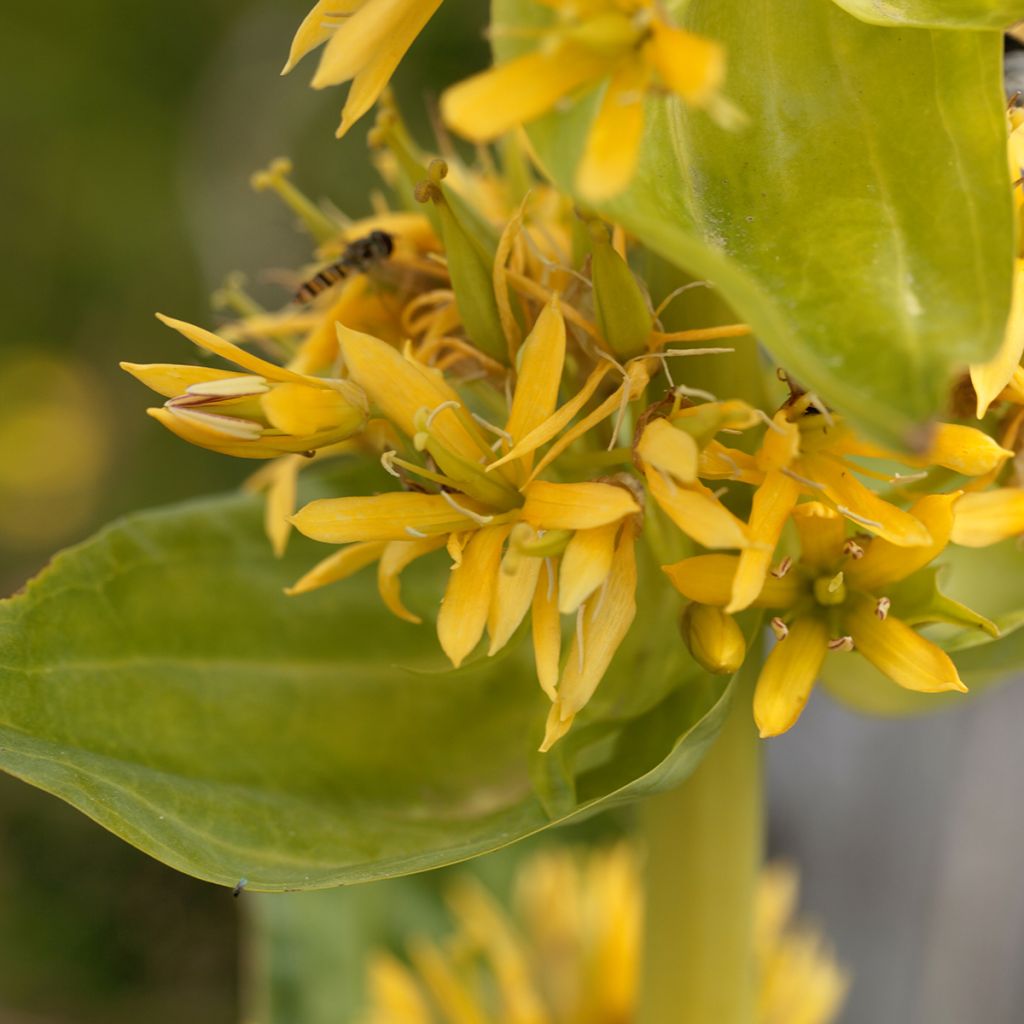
{"left": 0, "top": 2, "right": 485, "bottom": 1020}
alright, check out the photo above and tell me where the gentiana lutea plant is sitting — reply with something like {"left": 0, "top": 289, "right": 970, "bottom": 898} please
{"left": 4, "top": 0, "right": 1024, "bottom": 1021}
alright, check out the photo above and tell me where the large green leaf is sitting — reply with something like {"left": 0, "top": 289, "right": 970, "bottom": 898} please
{"left": 0, "top": 478, "right": 732, "bottom": 890}
{"left": 496, "top": 0, "right": 1014, "bottom": 448}
{"left": 829, "top": 0, "right": 1024, "bottom": 29}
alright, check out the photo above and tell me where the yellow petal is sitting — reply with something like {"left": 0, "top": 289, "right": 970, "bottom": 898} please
{"left": 488, "top": 545, "right": 543, "bottom": 655}
{"left": 504, "top": 297, "right": 567, "bottom": 457}
{"left": 312, "top": 0, "right": 438, "bottom": 86}
{"left": 285, "top": 540, "right": 386, "bottom": 596}
{"left": 438, "top": 525, "right": 511, "bottom": 668}
{"left": 970, "top": 259, "right": 1024, "bottom": 417}
{"left": 441, "top": 45, "right": 610, "bottom": 143}
{"left": 557, "top": 523, "right": 638, "bottom": 721}
{"left": 950, "top": 488, "right": 1024, "bottom": 547}
{"left": 332, "top": 0, "right": 444, "bottom": 136}
{"left": 260, "top": 380, "right": 367, "bottom": 437}
{"left": 845, "top": 595, "right": 967, "bottom": 694}
{"left": 532, "top": 559, "right": 561, "bottom": 701}
{"left": 120, "top": 362, "right": 253, "bottom": 399}
{"left": 377, "top": 535, "right": 446, "bottom": 623}
{"left": 845, "top": 492, "right": 960, "bottom": 591}
{"left": 699, "top": 441, "right": 762, "bottom": 483}
{"left": 755, "top": 413, "right": 800, "bottom": 473}
{"left": 791, "top": 501, "right": 846, "bottom": 570}
{"left": 337, "top": 324, "right": 486, "bottom": 460}
{"left": 663, "top": 554, "right": 802, "bottom": 609}
{"left": 558, "top": 522, "right": 619, "bottom": 614}
{"left": 647, "top": 21, "right": 725, "bottom": 105}
{"left": 488, "top": 362, "right": 614, "bottom": 472}
{"left": 521, "top": 480, "right": 638, "bottom": 532}
{"left": 363, "top": 952, "right": 434, "bottom": 1024}
{"left": 540, "top": 699, "right": 575, "bottom": 752}
{"left": 728, "top": 470, "right": 801, "bottom": 613}
{"left": 637, "top": 418, "right": 700, "bottom": 483}
{"left": 155, "top": 314, "right": 313, "bottom": 386}
{"left": 292, "top": 492, "right": 489, "bottom": 543}
{"left": 282, "top": 0, "right": 362, "bottom": 75}
{"left": 146, "top": 406, "right": 283, "bottom": 459}
{"left": 575, "top": 57, "right": 649, "bottom": 202}
{"left": 754, "top": 617, "right": 829, "bottom": 738}
{"left": 920, "top": 423, "right": 1012, "bottom": 476}
{"left": 797, "top": 453, "right": 931, "bottom": 546}
{"left": 245, "top": 454, "right": 303, "bottom": 557}
{"left": 646, "top": 470, "right": 749, "bottom": 549}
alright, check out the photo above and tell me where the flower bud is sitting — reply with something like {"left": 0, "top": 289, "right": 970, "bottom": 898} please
{"left": 589, "top": 220, "right": 653, "bottom": 359}
{"left": 681, "top": 602, "right": 746, "bottom": 676}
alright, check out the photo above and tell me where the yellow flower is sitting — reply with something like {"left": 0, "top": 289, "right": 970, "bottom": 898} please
{"left": 359, "top": 845, "right": 848, "bottom": 1024}
{"left": 289, "top": 304, "right": 644, "bottom": 744}
{"left": 440, "top": 0, "right": 726, "bottom": 201}
{"left": 951, "top": 487, "right": 1024, "bottom": 546}
{"left": 121, "top": 315, "right": 368, "bottom": 458}
{"left": 691, "top": 392, "right": 1011, "bottom": 613}
{"left": 665, "top": 496, "right": 995, "bottom": 737}
{"left": 283, "top": 0, "right": 443, "bottom": 138}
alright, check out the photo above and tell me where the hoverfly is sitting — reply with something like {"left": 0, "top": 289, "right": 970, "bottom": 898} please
{"left": 293, "top": 229, "right": 394, "bottom": 304}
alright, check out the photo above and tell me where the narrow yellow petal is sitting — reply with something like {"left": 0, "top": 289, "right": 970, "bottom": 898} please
{"left": 637, "top": 417, "right": 700, "bottom": 483}
{"left": 699, "top": 441, "right": 762, "bottom": 483}
{"left": 521, "top": 480, "right": 638, "bottom": 532}
{"left": 285, "top": 541, "right": 386, "bottom": 596}
{"left": 487, "top": 362, "right": 614, "bottom": 472}
{"left": 438, "top": 525, "right": 511, "bottom": 668}
{"left": 120, "top": 362, "right": 252, "bottom": 399}
{"left": 557, "top": 523, "right": 638, "bottom": 721}
{"left": 337, "top": 324, "right": 486, "bottom": 460}
{"left": 797, "top": 453, "right": 931, "bottom": 546}
{"left": 282, "top": 0, "right": 362, "bottom": 75}
{"left": 970, "top": 259, "right": 1024, "bottom": 417}
{"left": 333, "top": 0, "right": 443, "bottom": 135}
{"left": 663, "top": 554, "right": 802, "bottom": 609}
{"left": 146, "top": 406, "right": 283, "bottom": 459}
{"left": 950, "top": 488, "right": 1024, "bottom": 547}
{"left": 920, "top": 423, "right": 1012, "bottom": 476}
{"left": 260, "top": 380, "right": 367, "bottom": 437}
{"left": 532, "top": 560, "right": 561, "bottom": 700}
{"left": 292, "top": 492, "right": 487, "bottom": 543}
{"left": 754, "top": 617, "right": 829, "bottom": 738}
{"left": 558, "top": 522, "right": 619, "bottom": 614}
{"left": 504, "top": 297, "right": 567, "bottom": 448}
{"left": 791, "top": 501, "right": 846, "bottom": 570}
{"left": 728, "top": 469, "right": 800, "bottom": 613}
{"left": 441, "top": 45, "right": 609, "bottom": 142}
{"left": 377, "top": 535, "right": 446, "bottom": 623}
{"left": 540, "top": 699, "right": 575, "bottom": 752}
{"left": 845, "top": 595, "right": 967, "bottom": 694}
{"left": 155, "top": 314, "right": 313, "bottom": 386}
{"left": 845, "top": 492, "right": 960, "bottom": 591}
{"left": 363, "top": 952, "right": 434, "bottom": 1024}
{"left": 312, "top": 0, "right": 438, "bottom": 87}
{"left": 648, "top": 21, "right": 726, "bottom": 105}
{"left": 488, "top": 545, "right": 543, "bottom": 655}
{"left": 253, "top": 454, "right": 303, "bottom": 557}
{"left": 575, "top": 57, "right": 649, "bottom": 202}
{"left": 646, "top": 470, "right": 749, "bottom": 549}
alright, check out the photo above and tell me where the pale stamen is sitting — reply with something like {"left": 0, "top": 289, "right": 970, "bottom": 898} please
{"left": 426, "top": 400, "right": 462, "bottom": 429}
{"left": 441, "top": 491, "right": 494, "bottom": 526}
{"left": 770, "top": 617, "right": 789, "bottom": 641}
{"left": 875, "top": 597, "right": 891, "bottom": 621}
{"left": 835, "top": 505, "right": 883, "bottom": 530}
{"left": 828, "top": 636, "right": 855, "bottom": 652}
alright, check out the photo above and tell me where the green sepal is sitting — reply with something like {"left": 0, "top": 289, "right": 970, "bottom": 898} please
{"left": 588, "top": 220, "right": 654, "bottom": 359}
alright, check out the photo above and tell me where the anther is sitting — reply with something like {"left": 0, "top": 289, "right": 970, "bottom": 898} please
{"left": 843, "top": 539, "right": 865, "bottom": 559}
{"left": 828, "top": 635, "right": 855, "bottom": 652}
{"left": 770, "top": 556, "right": 793, "bottom": 579}
{"left": 380, "top": 451, "right": 401, "bottom": 478}
{"left": 770, "top": 617, "right": 789, "bottom": 641}
{"left": 875, "top": 596, "right": 891, "bottom": 621}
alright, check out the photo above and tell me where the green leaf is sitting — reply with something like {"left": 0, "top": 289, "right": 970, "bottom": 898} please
{"left": 828, "top": 0, "right": 1024, "bottom": 29}
{"left": 0, "top": 479, "right": 732, "bottom": 890}
{"left": 495, "top": 0, "right": 1014, "bottom": 448}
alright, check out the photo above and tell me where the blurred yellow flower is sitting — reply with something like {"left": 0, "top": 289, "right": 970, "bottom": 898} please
{"left": 360, "top": 845, "right": 848, "bottom": 1024}
{"left": 441, "top": 0, "right": 726, "bottom": 201}
{"left": 283, "top": 0, "right": 443, "bottom": 138}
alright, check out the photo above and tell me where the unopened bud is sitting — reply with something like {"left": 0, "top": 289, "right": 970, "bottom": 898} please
{"left": 588, "top": 220, "right": 653, "bottom": 359}
{"left": 681, "top": 603, "right": 746, "bottom": 676}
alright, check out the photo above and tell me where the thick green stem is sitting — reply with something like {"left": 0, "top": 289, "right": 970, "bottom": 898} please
{"left": 636, "top": 671, "right": 763, "bottom": 1024}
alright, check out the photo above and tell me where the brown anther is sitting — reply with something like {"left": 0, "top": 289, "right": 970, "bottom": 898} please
{"left": 827, "top": 635, "right": 855, "bottom": 652}
{"left": 770, "top": 556, "right": 793, "bottom": 579}
{"left": 875, "top": 596, "right": 891, "bottom": 621}
{"left": 770, "top": 617, "right": 789, "bottom": 641}
{"left": 843, "top": 539, "right": 865, "bottom": 560}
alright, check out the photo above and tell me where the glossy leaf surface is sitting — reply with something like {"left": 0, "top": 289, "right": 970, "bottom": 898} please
{"left": 829, "top": 0, "right": 1024, "bottom": 29}
{"left": 496, "top": 0, "right": 1014, "bottom": 447}
{"left": 0, "top": 482, "right": 729, "bottom": 890}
